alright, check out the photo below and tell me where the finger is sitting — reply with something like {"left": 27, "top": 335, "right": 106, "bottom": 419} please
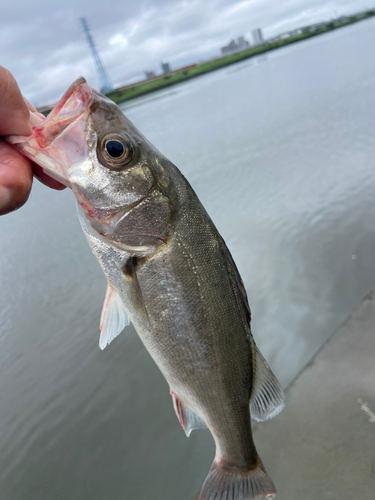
{"left": 0, "top": 141, "right": 33, "bottom": 215}
{"left": 32, "top": 163, "right": 66, "bottom": 190}
{"left": 0, "top": 66, "right": 32, "bottom": 136}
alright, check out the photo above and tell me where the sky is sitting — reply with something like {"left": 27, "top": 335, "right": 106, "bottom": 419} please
{"left": 1, "top": 0, "right": 372, "bottom": 106}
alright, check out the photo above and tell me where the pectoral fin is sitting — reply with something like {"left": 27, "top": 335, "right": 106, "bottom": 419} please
{"left": 99, "top": 283, "right": 130, "bottom": 350}
{"left": 250, "top": 346, "right": 285, "bottom": 421}
{"left": 170, "top": 390, "right": 207, "bottom": 437}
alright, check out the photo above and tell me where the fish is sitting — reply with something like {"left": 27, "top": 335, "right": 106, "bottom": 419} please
{"left": 7, "top": 78, "right": 285, "bottom": 500}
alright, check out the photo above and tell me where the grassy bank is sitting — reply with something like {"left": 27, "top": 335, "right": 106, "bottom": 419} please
{"left": 106, "top": 10, "right": 375, "bottom": 106}
{"left": 37, "top": 9, "right": 375, "bottom": 114}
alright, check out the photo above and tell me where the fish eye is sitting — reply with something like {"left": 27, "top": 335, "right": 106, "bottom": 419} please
{"left": 98, "top": 133, "right": 135, "bottom": 170}
{"left": 105, "top": 140, "right": 125, "bottom": 158}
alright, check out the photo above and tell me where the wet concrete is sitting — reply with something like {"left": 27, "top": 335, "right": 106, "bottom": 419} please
{"left": 254, "top": 290, "right": 375, "bottom": 499}
{"left": 191, "top": 291, "right": 375, "bottom": 500}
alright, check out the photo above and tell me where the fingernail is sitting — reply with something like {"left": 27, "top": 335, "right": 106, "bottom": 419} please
{"left": 0, "top": 185, "right": 12, "bottom": 214}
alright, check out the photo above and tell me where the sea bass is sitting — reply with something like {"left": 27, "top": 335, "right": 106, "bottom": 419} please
{"left": 7, "top": 78, "right": 285, "bottom": 500}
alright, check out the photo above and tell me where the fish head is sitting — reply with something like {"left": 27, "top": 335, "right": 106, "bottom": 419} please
{"left": 8, "top": 78, "right": 172, "bottom": 253}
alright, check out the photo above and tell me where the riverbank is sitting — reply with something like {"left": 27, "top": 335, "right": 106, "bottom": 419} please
{"left": 105, "top": 10, "right": 375, "bottom": 106}
{"left": 38, "top": 8, "right": 375, "bottom": 114}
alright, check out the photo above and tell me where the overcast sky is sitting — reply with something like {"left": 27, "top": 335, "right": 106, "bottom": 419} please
{"left": 1, "top": 0, "right": 371, "bottom": 105}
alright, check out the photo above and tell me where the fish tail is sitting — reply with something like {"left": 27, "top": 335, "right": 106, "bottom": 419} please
{"left": 199, "top": 457, "right": 276, "bottom": 500}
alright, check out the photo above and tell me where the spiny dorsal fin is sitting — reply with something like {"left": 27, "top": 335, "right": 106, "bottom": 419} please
{"left": 99, "top": 283, "right": 130, "bottom": 350}
{"left": 250, "top": 346, "right": 285, "bottom": 422}
{"left": 170, "top": 390, "right": 207, "bottom": 437}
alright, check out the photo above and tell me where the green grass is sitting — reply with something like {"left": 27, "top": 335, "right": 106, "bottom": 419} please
{"left": 106, "top": 11, "right": 375, "bottom": 106}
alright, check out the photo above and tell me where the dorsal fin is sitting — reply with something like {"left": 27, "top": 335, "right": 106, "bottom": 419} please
{"left": 250, "top": 346, "right": 285, "bottom": 421}
{"left": 219, "top": 234, "right": 251, "bottom": 325}
{"left": 217, "top": 235, "right": 284, "bottom": 421}
{"left": 99, "top": 283, "right": 130, "bottom": 350}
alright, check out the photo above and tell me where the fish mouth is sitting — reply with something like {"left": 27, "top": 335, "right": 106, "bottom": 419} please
{"left": 82, "top": 194, "right": 145, "bottom": 235}
{"left": 7, "top": 77, "right": 93, "bottom": 188}
{"left": 81, "top": 193, "right": 166, "bottom": 253}
{"left": 77, "top": 203, "right": 159, "bottom": 256}
{"left": 33, "top": 77, "right": 92, "bottom": 149}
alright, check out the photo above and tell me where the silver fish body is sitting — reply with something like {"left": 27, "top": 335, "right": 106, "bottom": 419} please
{"left": 7, "top": 78, "right": 285, "bottom": 499}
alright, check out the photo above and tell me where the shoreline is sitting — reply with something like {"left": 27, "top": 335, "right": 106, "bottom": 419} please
{"left": 38, "top": 9, "right": 375, "bottom": 114}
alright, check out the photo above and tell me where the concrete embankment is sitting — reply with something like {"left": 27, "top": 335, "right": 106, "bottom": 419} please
{"left": 191, "top": 291, "right": 375, "bottom": 499}
{"left": 254, "top": 290, "right": 375, "bottom": 499}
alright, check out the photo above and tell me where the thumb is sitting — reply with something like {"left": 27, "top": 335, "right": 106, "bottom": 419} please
{"left": 0, "top": 66, "right": 32, "bottom": 137}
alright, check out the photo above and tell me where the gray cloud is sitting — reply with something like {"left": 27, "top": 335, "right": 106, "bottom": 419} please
{"left": 1, "top": 0, "right": 370, "bottom": 105}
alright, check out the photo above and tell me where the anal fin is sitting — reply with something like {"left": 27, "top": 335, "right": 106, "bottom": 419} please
{"left": 170, "top": 390, "right": 207, "bottom": 437}
{"left": 99, "top": 283, "right": 130, "bottom": 350}
{"left": 250, "top": 346, "right": 285, "bottom": 422}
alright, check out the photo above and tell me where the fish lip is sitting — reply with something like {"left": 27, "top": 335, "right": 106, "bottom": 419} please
{"left": 77, "top": 189, "right": 148, "bottom": 223}
{"left": 78, "top": 178, "right": 156, "bottom": 228}
{"left": 80, "top": 193, "right": 167, "bottom": 251}
{"left": 6, "top": 78, "right": 93, "bottom": 189}
{"left": 32, "top": 77, "right": 92, "bottom": 149}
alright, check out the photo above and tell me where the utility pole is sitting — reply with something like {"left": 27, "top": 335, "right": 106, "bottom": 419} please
{"left": 80, "top": 17, "right": 113, "bottom": 94}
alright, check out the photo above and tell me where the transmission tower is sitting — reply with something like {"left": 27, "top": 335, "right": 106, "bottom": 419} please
{"left": 80, "top": 17, "right": 113, "bottom": 94}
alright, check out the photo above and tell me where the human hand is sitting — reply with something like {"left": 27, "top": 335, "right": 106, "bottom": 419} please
{"left": 0, "top": 66, "right": 65, "bottom": 216}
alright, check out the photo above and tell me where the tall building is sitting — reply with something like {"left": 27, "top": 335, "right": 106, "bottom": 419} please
{"left": 237, "top": 36, "right": 250, "bottom": 49}
{"left": 227, "top": 39, "right": 237, "bottom": 52}
{"left": 221, "top": 36, "right": 250, "bottom": 56}
{"left": 161, "top": 62, "right": 171, "bottom": 74}
{"left": 252, "top": 28, "right": 264, "bottom": 46}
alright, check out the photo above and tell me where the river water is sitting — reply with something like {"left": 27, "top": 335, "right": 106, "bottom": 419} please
{"left": 1, "top": 18, "right": 375, "bottom": 500}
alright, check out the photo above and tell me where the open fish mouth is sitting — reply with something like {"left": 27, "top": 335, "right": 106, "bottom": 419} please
{"left": 7, "top": 77, "right": 93, "bottom": 188}
{"left": 33, "top": 77, "right": 92, "bottom": 149}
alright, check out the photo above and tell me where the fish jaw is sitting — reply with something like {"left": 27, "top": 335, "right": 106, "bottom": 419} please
{"left": 7, "top": 77, "right": 92, "bottom": 188}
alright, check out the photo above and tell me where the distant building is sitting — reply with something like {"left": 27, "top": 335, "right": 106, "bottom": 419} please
{"left": 333, "top": 15, "right": 350, "bottom": 26}
{"left": 227, "top": 39, "right": 237, "bottom": 52}
{"left": 289, "top": 28, "right": 304, "bottom": 36}
{"left": 221, "top": 36, "right": 250, "bottom": 56}
{"left": 309, "top": 21, "right": 330, "bottom": 30}
{"left": 161, "top": 62, "right": 171, "bottom": 74}
{"left": 252, "top": 28, "right": 264, "bottom": 45}
{"left": 237, "top": 36, "right": 250, "bottom": 50}
{"left": 145, "top": 71, "right": 156, "bottom": 79}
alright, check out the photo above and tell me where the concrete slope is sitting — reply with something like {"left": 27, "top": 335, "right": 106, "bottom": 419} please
{"left": 254, "top": 291, "right": 375, "bottom": 499}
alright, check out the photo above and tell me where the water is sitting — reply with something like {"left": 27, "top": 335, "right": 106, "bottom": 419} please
{"left": 1, "top": 18, "right": 375, "bottom": 500}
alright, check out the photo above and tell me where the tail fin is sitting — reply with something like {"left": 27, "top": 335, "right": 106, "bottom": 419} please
{"left": 199, "top": 458, "right": 276, "bottom": 500}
